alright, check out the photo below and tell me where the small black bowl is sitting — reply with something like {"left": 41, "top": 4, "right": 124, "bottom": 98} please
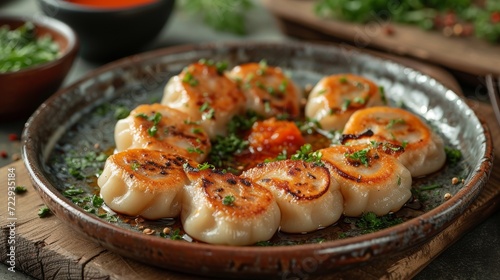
{"left": 38, "top": 0, "right": 175, "bottom": 61}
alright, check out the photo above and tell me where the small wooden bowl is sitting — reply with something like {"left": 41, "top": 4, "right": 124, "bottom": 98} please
{"left": 0, "top": 15, "right": 78, "bottom": 121}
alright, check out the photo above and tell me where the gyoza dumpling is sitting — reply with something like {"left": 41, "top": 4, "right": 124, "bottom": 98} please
{"left": 320, "top": 144, "right": 412, "bottom": 217}
{"left": 305, "top": 74, "right": 385, "bottom": 131}
{"left": 114, "top": 103, "right": 210, "bottom": 163}
{"left": 228, "top": 61, "right": 302, "bottom": 118}
{"left": 181, "top": 166, "right": 280, "bottom": 245}
{"left": 242, "top": 160, "right": 343, "bottom": 233}
{"left": 161, "top": 61, "right": 246, "bottom": 139}
{"left": 342, "top": 106, "right": 446, "bottom": 177}
{"left": 98, "top": 149, "right": 195, "bottom": 219}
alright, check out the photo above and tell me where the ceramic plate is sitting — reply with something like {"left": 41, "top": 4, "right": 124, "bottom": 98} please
{"left": 22, "top": 42, "right": 493, "bottom": 278}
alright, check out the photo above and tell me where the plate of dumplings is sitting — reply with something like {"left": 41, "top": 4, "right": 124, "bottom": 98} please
{"left": 22, "top": 42, "right": 493, "bottom": 278}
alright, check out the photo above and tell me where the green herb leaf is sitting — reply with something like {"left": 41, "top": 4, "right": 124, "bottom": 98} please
{"left": 355, "top": 212, "right": 403, "bottom": 234}
{"left": 291, "top": 144, "right": 324, "bottom": 165}
{"left": 445, "top": 146, "right": 462, "bottom": 166}
{"left": 182, "top": 71, "right": 199, "bottom": 86}
{"left": 344, "top": 148, "right": 371, "bottom": 167}
{"left": 341, "top": 99, "right": 351, "bottom": 111}
{"left": 386, "top": 118, "right": 406, "bottom": 129}
{"left": 222, "top": 195, "right": 236, "bottom": 206}
{"left": 178, "top": 0, "right": 254, "bottom": 35}
{"left": 38, "top": 205, "right": 51, "bottom": 218}
{"left": 14, "top": 186, "right": 27, "bottom": 194}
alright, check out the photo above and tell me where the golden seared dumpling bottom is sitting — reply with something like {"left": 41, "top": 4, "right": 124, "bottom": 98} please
{"left": 304, "top": 74, "right": 385, "bottom": 131}
{"left": 114, "top": 104, "right": 211, "bottom": 163}
{"left": 320, "top": 144, "right": 412, "bottom": 217}
{"left": 161, "top": 62, "right": 246, "bottom": 139}
{"left": 97, "top": 149, "right": 194, "bottom": 220}
{"left": 343, "top": 106, "right": 446, "bottom": 177}
{"left": 242, "top": 160, "right": 343, "bottom": 233}
{"left": 181, "top": 168, "right": 281, "bottom": 246}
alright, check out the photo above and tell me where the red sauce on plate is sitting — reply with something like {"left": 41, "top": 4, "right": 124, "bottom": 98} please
{"left": 66, "top": 0, "right": 156, "bottom": 9}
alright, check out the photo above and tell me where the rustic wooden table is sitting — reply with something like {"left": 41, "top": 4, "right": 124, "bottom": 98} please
{"left": 1, "top": 0, "right": 499, "bottom": 279}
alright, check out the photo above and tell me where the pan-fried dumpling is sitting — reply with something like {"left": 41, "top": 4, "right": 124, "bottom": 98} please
{"left": 342, "top": 106, "right": 446, "bottom": 177}
{"left": 98, "top": 149, "right": 195, "bottom": 219}
{"left": 242, "top": 160, "right": 343, "bottom": 233}
{"left": 161, "top": 61, "right": 246, "bottom": 139}
{"left": 228, "top": 61, "right": 302, "bottom": 118}
{"left": 305, "top": 74, "right": 385, "bottom": 131}
{"left": 114, "top": 103, "right": 210, "bottom": 163}
{"left": 181, "top": 167, "right": 280, "bottom": 245}
{"left": 320, "top": 143, "right": 412, "bottom": 217}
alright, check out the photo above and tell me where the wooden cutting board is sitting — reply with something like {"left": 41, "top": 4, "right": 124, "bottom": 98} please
{"left": 262, "top": 0, "right": 500, "bottom": 79}
{"left": 0, "top": 98, "right": 498, "bottom": 279}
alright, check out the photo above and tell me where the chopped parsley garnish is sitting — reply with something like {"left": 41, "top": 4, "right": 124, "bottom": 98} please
{"left": 317, "top": 89, "right": 327, "bottom": 95}
{"left": 183, "top": 71, "right": 197, "bottom": 86}
{"left": 114, "top": 106, "right": 130, "bottom": 120}
{"left": 182, "top": 70, "right": 199, "bottom": 86}
{"left": 386, "top": 118, "right": 406, "bottom": 129}
{"left": 222, "top": 195, "right": 236, "bottom": 206}
{"left": 191, "top": 127, "right": 203, "bottom": 134}
{"left": 379, "top": 86, "right": 387, "bottom": 105}
{"left": 66, "top": 188, "right": 117, "bottom": 222}
{"left": 290, "top": 144, "right": 324, "bottom": 165}
{"left": 278, "top": 79, "right": 288, "bottom": 92}
{"left": 355, "top": 212, "right": 403, "bottom": 234}
{"left": 344, "top": 148, "right": 370, "bottom": 167}
{"left": 198, "top": 58, "right": 228, "bottom": 74}
{"left": 341, "top": 99, "right": 351, "bottom": 111}
{"left": 91, "top": 194, "right": 104, "bottom": 208}
{"left": 295, "top": 118, "right": 322, "bottom": 134}
{"left": 339, "top": 76, "right": 348, "bottom": 83}
{"left": 265, "top": 150, "right": 288, "bottom": 163}
{"left": 445, "top": 146, "right": 462, "bottom": 166}
{"left": 209, "top": 134, "right": 249, "bottom": 168}
{"left": 401, "top": 140, "right": 409, "bottom": 149}
{"left": 228, "top": 111, "right": 261, "bottom": 134}
{"left": 412, "top": 183, "right": 443, "bottom": 202}
{"left": 14, "top": 186, "right": 27, "bottom": 194}
{"left": 0, "top": 22, "right": 59, "bottom": 73}
{"left": 199, "top": 102, "right": 210, "bottom": 112}
{"left": 263, "top": 101, "right": 271, "bottom": 113}
{"left": 63, "top": 186, "right": 85, "bottom": 197}
{"left": 184, "top": 119, "right": 201, "bottom": 125}
{"left": 38, "top": 205, "right": 51, "bottom": 218}
{"left": 131, "top": 162, "right": 141, "bottom": 171}
{"left": 199, "top": 102, "right": 215, "bottom": 120}
{"left": 197, "top": 162, "right": 215, "bottom": 170}
{"left": 65, "top": 151, "right": 108, "bottom": 180}
{"left": 178, "top": 0, "right": 254, "bottom": 35}
{"left": 257, "top": 59, "right": 268, "bottom": 75}
{"left": 136, "top": 112, "right": 162, "bottom": 137}
{"left": 418, "top": 183, "right": 442, "bottom": 191}
{"left": 148, "top": 125, "right": 158, "bottom": 137}
{"left": 187, "top": 147, "right": 204, "bottom": 154}
{"left": 169, "top": 228, "right": 183, "bottom": 240}
{"left": 353, "top": 96, "right": 366, "bottom": 104}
